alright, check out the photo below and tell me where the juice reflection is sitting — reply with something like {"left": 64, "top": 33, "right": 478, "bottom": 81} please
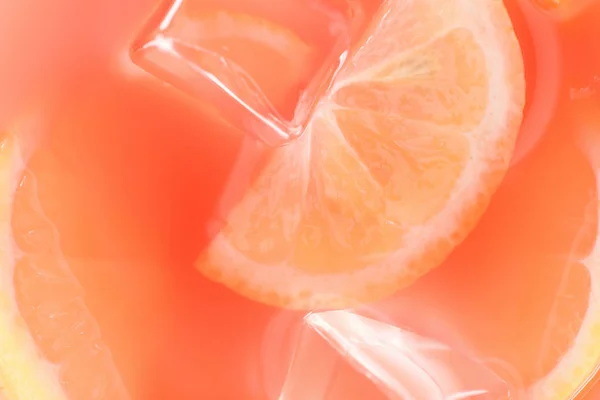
{"left": 0, "top": 0, "right": 599, "bottom": 399}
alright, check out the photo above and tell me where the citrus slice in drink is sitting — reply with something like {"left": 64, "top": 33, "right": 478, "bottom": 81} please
{"left": 339, "top": 94, "right": 600, "bottom": 400}
{"left": 196, "top": 0, "right": 527, "bottom": 309}
{"left": 528, "top": 98, "right": 600, "bottom": 399}
{"left": 263, "top": 96, "right": 600, "bottom": 399}
{"left": 0, "top": 125, "right": 130, "bottom": 399}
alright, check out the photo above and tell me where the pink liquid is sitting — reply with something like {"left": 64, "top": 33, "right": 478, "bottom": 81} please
{"left": 0, "top": 0, "right": 600, "bottom": 398}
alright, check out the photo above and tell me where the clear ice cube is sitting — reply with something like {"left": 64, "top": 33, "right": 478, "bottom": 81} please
{"left": 130, "top": 0, "right": 353, "bottom": 145}
{"left": 279, "top": 310, "right": 519, "bottom": 400}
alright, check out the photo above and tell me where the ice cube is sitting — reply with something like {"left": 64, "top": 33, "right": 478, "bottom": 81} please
{"left": 279, "top": 310, "right": 518, "bottom": 400}
{"left": 130, "top": 0, "right": 353, "bottom": 146}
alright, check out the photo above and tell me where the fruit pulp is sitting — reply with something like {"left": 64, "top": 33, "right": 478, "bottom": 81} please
{"left": 0, "top": 0, "right": 600, "bottom": 399}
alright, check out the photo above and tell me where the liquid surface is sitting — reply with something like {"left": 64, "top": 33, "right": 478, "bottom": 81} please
{"left": 0, "top": 0, "right": 599, "bottom": 399}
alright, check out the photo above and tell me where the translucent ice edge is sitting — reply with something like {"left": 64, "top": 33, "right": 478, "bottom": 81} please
{"left": 279, "top": 310, "right": 517, "bottom": 400}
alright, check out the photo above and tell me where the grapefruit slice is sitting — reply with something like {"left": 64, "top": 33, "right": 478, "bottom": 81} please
{"left": 196, "top": 0, "right": 526, "bottom": 309}
{"left": 273, "top": 101, "right": 600, "bottom": 400}
{"left": 529, "top": 99, "right": 600, "bottom": 400}
{"left": 0, "top": 125, "right": 129, "bottom": 399}
{"left": 345, "top": 96, "right": 600, "bottom": 399}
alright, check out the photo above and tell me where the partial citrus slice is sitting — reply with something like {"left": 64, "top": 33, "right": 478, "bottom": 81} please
{"left": 196, "top": 0, "right": 526, "bottom": 309}
{"left": 269, "top": 111, "right": 600, "bottom": 400}
{"left": 0, "top": 126, "right": 129, "bottom": 399}
{"left": 528, "top": 158, "right": 600, "bottom": 394}
{"left": 353, "top": 95, "right": 600, "bottom": 400}
{"left": 525, "top": 99, "right": 600, "bottom": 400}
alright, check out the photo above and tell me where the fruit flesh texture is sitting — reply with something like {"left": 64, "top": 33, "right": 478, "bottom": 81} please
{"left": 1, "top": 0, "right": 600, "bottom": 399}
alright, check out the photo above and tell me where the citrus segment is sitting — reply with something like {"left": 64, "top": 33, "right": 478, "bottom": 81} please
{"left": 0, "top": 128, "right": 129, "bottom": 400}
{"left": 197, "top": 0, "right": 526, "bottom": 309}
{"left": 218, "top": 139, "right": 308, "bottom": 266}
{"left": 289, "top": 113, "right": 391, "bottom": 274}
{"left": 332, "top": 110, "right": 470, "bottom": 226}
{"left": 333, "top": 29, "right": 489, "bottom": 129}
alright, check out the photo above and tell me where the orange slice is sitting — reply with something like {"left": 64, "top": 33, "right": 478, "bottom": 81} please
{"left": 0, "top": 125, "right": 129, "bottom": 399}
{"left": 526, "top": 99, "right": 600, "bottom": 400}
{"left": 386, "top": 97, "right": 600, "bottom": 399}
{"left": 196, "top": 0, "right": 526, "bottom": 309}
